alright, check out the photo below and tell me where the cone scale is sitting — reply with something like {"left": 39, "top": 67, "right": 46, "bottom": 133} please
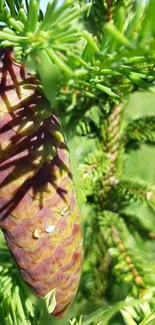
{"left": 0, "top": 48, "right": 82, "bottom": 318}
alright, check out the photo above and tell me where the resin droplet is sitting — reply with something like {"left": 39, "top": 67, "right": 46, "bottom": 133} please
{"left": 33, "top": 226, "right": 44, "bottom": 239}
{"left": 45, "top": 225, "right": 56, "bottom": 233}
{"left": 76, "top": 239, "right": 83, "bottom": 248}
{"left": 60, "top": 206, "right": 69, "bottom": 217}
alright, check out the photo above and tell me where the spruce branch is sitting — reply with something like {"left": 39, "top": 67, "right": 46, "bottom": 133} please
{"left": 125, "top": 116, "right": 155, "bottom": 145}
{"left": 78, "top": 209, "right": 110, "bottom": 306}
{"left": 110, "top": 177, "right": 154, "bottom": 207}
{"left": 111, "top": 226, "right": 145, "bottom": 290}
{"left": 98, "top": 104, "right": 124, "bottom": 208}
{"left": 98, "top": 212, "right": 155, "bottom": 301}
{"left": 0, "top": 0, "right": 91, "bottom": 79}
{"left": 78, "top": 150, "right": 109, "bottom": 197}
{"left": 0, "top": 241, "right": 34, "bottom": 325}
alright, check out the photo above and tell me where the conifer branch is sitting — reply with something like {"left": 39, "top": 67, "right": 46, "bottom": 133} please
{"left": 111, "top": 177, "right": 154, "bottom": 206}
{"left": 98, "top": 104, "right": 123, "bottom": 208}
{"left": 125, "top": 116, "right": 155, "bottom": 145}
{"left": 0, "top": 242, "right": 34, "bottom": 325}
{"left": 111, "top": 226, "right": 145, "bottom": 291}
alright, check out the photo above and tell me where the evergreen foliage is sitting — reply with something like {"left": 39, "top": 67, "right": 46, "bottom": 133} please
{"left": 0, "top": 0, "right": 155, "bottom": 324}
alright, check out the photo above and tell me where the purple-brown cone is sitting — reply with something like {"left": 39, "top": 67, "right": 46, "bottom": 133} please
{"left": 0, "top": 48, "right": 82, "bottom": 317}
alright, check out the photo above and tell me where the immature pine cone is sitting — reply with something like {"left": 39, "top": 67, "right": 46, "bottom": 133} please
{"left": 0, "top": 48, "right": 82, "bottom": 318}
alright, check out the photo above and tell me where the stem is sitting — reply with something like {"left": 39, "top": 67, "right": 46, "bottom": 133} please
{"left": 107, "top": 0, "right": 112, "bottom": 21}
{"left": 100, "top": 104, "right": 123, "bottom": 207}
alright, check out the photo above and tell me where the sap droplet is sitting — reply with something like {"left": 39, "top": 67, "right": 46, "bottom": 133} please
{"left": 60, "top": 206, "right": 69, "bottom": 217}
{"left": 37, "top": 145, "right": 44, "bottom": 152}
{"left": 76, "top": 239, "right": 83, "bottom": 248}
{"left": 45, "top": 225, "right": 56, "bottom": 233}
{"left": 33, "top": 226, "right": 44, "bottom": 239}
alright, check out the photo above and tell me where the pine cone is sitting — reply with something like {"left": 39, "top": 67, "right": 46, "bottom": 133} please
{"left": 0, "top": 48, "right": 82, "bottom": 318}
